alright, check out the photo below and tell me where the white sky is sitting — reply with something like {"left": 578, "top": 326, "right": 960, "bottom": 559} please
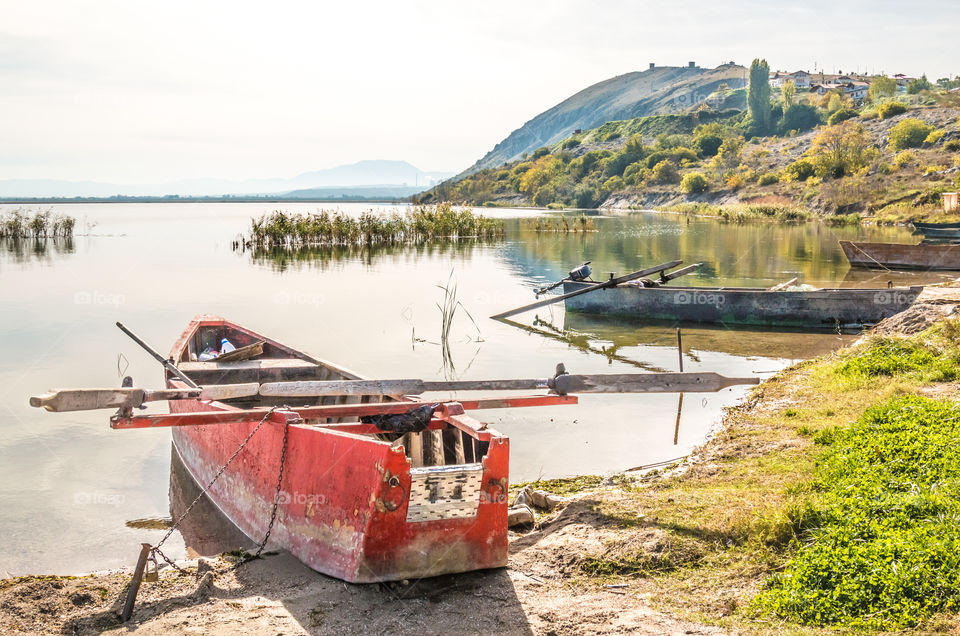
{"left": 2, "top": 0, "right": 958, "bottom": 182}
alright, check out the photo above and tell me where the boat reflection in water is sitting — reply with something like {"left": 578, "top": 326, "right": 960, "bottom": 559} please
{"left": 550, "top": 313, "right": 857, "bottom": 361}
{"left": 168, "top": 445, "right": 255, "bottom": 558}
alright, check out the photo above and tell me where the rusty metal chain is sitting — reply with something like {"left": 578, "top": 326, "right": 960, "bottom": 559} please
{"left": 148, "top": 406, "right": 287, "bottom": 575}
{"left": 233, "top": 416, "right": 290, "bottom": 569}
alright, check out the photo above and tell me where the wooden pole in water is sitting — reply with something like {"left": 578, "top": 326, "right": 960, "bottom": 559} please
{"left": 676, "top": 328, "right": 683, "bottom": 372}
{"left": 674, "top": 393, "right": 684, "bottom": 445}
{"left": 675, "top": 328, "right": 683, "bottom": 445}
{"left": 121, "top": 543, "right": 152, "bottom": 622}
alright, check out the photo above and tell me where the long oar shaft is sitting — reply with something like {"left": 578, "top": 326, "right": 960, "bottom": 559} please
{"left": 490, "top": 260, "right": 682, "bottom": 320}
{"left": 116, "top": 321, "right": 199, "bottom": 388}
{"left": 259, "top": 372, "right": 758, "bottom": 397}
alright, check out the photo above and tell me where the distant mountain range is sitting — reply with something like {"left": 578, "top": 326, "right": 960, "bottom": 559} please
{"left": 0, "top": 160, "right": 454, "bottom": 199}
{"left": 459, "top": 63, "right": 748, "bottom": 177}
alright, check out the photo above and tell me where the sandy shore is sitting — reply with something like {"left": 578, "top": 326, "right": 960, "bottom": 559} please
{"left": 1, "top": 534, "right": 726, "bottom": 636}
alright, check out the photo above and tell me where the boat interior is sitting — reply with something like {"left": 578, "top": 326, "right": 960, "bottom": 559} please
{"left": 171, "top": 321, "right": 491, "bottom": 469}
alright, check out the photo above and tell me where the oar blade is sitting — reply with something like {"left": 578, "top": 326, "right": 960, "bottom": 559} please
{"left": 555, "top": 372, "right": 758, "bottom": 394}
{"left": 29, "top": 388, "right": 146, "bottom": 412}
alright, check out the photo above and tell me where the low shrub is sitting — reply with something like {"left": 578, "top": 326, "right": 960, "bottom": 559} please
{"left": 681, "top": 172, "right": 709, "bottom": 194}
{"left": 877, "top": 101, "right": 908, "bottom": 120}
{"left": 651, "top": 160, "right": 680, "bottom": 184}
{"left": 888, "top": 118, "right": 935, "bottom": 151}
{"left": 827, "top": 108, "right": 858, "bottom": 125}
{"left": 757, "top": 172, "right": 779, "bottom": 186}
{"left": 781, "top": 159, "right": 816, "bottom": 183}
{"left": 925, "top": 129, "right": 946, "bottom": 145}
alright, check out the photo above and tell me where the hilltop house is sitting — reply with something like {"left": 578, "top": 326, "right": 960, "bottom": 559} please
{"left": 770, "top": 70, "right": 811, "bottom": 88}
{"left": 893, "top": 73, "right": 915, "bottom": 92}
{"left": 809, "top": 81, "right": 870, "bottom": 104}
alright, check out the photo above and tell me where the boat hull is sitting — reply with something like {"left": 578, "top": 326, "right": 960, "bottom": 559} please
{"left": 166, "top": 316, "right": 509, "bottom": 583}
{"left": 913, "top": 221, "right": 960, "bottom": 230}
{"left": 561, "top": 281, "right": 921, "bottom": 327}
{"left": 839, "top": 240, "right": 960, "bottom": 270}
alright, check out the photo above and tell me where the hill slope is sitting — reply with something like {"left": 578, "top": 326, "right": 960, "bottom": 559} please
{"left": 460, "top": 63, "right": 747, "bottom": 177}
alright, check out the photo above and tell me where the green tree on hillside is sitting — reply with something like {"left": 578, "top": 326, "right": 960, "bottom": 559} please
{"left": 907, "top": 75, "right": 934, "bottom": 94}
{"left": 781, "top": 80, "right": 796, "bottom": 107}
{"left": 748, "top": 59, "right": 773, "bottom": 135}
{"left": 868, "top": 76, "right": 897, "bottom": 101}
{"left": 810, "top": 121, "right": 875, "bottom": 178}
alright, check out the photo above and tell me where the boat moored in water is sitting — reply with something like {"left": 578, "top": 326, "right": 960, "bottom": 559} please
{"left": 560, "top": 279, "right": 921, "bottom": 328}
{"left": 839, "top": 239, "right": 960, "bottom": 271}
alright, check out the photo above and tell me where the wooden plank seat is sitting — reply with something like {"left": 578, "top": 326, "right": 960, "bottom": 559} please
{"left": 178, "top": 358, "right": 324, "bottom": 385}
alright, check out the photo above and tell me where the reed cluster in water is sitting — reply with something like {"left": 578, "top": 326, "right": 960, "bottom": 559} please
{"left": 241, "top": 203, "right": 504, "bottom": 248}
{"left": 0, "top": 209, "right": 76, "bottom": 239}
{"left": 525, "top": 214, "right": 597, "bottom": 233}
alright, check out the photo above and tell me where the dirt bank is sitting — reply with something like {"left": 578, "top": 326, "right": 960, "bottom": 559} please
{"left": 0, "top": 547, "right": 724, "bottom": 635}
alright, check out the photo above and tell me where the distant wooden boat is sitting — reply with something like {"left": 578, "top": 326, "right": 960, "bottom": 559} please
{"left": 560, "top": 280, "right": 922, "bottom": 328}
{"left": 839, "top": 239, "right": 960, "bottom": 270}
{"left": 913, "top": 221, "right": 960, "bottom": 231}
{"left": 916, "top": 227, "right": 960, "bottom": 239}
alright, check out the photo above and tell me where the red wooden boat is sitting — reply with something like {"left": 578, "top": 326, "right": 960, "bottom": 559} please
{"left": 154, "top": 315, "right": 574, "bottom": 583}
{"left": 30, "top": 316, "right": 757, "bottom": 585}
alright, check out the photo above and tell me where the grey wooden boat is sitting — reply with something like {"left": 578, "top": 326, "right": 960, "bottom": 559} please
{"left": 839, "top": 240, "right": 960, "bottom": 270}
{"left": 560, "top": 280, "right": 923, "bottom": 328}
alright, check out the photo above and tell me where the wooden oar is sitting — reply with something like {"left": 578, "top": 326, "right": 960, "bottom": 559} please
{"left": 116, "top": 321, "right": 199, "bottom": 388}
{"left": 490, "top": 260, "right": 683, "bottom": 320}
{"left": 30, "top": 384, "right": 260, "bottom": 412}
{"left": 259, "top": 371, "right": 758, "bottom": 397}
{"left": 767, "top": 277, "right": 799, "bottom": 292}
{"left": 659, "top": 263, "right": 702, "bottom": 282}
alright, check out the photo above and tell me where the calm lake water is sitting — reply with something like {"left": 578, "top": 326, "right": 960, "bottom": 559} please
{"left": 0, "top": 202, "right": 944, "bottom": 576}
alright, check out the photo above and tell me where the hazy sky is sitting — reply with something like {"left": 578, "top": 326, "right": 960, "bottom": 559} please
{"left": 2, "top": 0, "right": 958, "bottom": 183}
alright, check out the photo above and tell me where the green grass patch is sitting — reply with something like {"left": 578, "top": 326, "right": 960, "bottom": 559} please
{"left": 818, "top": 336, "right": 960, "bottom": 389}
{"left": 754, "top": 395, "right": 960, "bottom": 629}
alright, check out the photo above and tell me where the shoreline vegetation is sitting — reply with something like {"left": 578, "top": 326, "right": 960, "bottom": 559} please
{"left": 509, "top": 284, "right": 960, "bottom": 632}
{"left": 234, "top": 203, "right": 504, "bottom": 250}
{"left": 0, "top": 208, "right": 76, "bottom": 239}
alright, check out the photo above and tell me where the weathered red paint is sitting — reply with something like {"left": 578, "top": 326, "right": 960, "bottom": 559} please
{"left": 162, "top": 316, "right": 553, "bottom": 583}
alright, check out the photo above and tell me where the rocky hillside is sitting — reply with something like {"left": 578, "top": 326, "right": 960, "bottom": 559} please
{"left": 460, "top": 63, "right": 747, "bottom": 177}
{"left": 425, "top": 97, "right": 960, "bottom": 223}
